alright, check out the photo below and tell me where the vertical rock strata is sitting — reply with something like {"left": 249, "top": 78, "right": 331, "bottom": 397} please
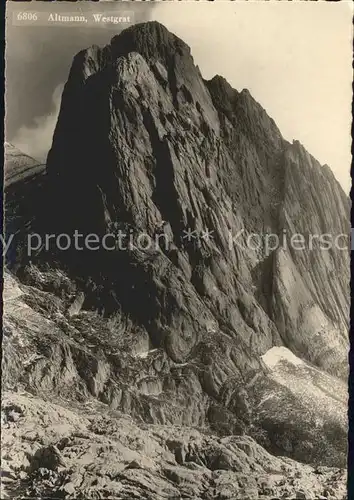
{"left": 2, "top": 21, "right": 349, "bottom": 499}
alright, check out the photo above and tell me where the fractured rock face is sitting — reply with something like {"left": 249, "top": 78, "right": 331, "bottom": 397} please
{"left": 2, "top": 266, "right": 347, "bottom": 471}
{"left": 42, "top": 21, "right": 349, "bottom": 375}
{"left": 3, "top": 20, "right": 350, "bottom": 499}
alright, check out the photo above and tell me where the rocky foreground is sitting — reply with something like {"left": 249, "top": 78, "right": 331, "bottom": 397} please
{"left": 1, "top": 267, "right": 347, "bottom": 499}
{"left": 1, "top": 391, "right": 346, "bottom": 500}
{"left": 2, "top": 21, "right": 349, "bottom": 499}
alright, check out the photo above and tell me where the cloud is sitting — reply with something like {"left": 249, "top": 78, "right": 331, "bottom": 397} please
{"left": 11, "top": 84, "right": 64, "bottom": 163}
{"left": 6, "top": 1, "right": 156, "bottom": 160}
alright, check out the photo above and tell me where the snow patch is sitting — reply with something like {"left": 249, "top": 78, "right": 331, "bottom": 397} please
{"left": 261, "top": 346, "right": 304, "bottom": 369}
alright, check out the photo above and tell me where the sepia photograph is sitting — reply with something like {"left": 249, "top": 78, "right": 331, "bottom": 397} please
{"left": 2, "top": 1, "right": 352, "bottom": 498}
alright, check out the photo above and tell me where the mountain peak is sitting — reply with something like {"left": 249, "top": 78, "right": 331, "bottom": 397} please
{"left": 64, "top": 22, "right": 195, "bottom": 93}
{"left": 110, "top": 21, "right": 191, "bottom": 64}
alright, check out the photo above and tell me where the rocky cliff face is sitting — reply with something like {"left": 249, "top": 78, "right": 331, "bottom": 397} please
{"left": 3, "top": 21, "right": 349, "bottom": 499}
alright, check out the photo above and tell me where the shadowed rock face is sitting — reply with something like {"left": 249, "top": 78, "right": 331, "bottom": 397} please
{"left": 43, "top": 21, "right": 349, "bottom": 374}
{"left": 3, "top": 21, "right": 349, "bottom": 498}
{"left": 4, "top": 143, "right": 46, "bottom": 270}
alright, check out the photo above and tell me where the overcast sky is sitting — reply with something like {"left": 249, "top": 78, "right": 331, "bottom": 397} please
{"left": 5, "top": 1, "right": 352, "bottom": 192}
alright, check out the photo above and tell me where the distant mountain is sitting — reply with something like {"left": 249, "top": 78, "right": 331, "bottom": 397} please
{"left": 4, "top": 142, "right": 44, "bottom": 187}
{"left": 2, "top": 22, "right": 349, "bottom": 499}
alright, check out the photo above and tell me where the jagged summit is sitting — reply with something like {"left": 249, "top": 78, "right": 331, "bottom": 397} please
{"left": 55, "top": 20, "right": 345, "bottom": 195}
{"left": 111, "top": 21, "right": 191, "bottom": 63}
{"left": 65, "top": 22, "right": 192, "bottom": 86}
{"left": 205, "top": 75, "right": 239, "bottom": 119}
